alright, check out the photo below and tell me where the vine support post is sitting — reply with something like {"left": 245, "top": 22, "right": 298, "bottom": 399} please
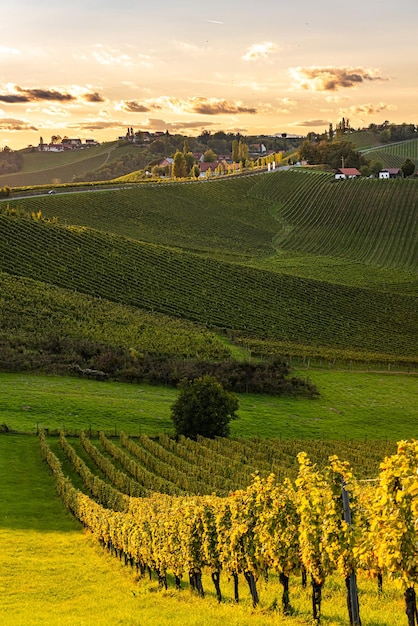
{"left": 342, "top": 478, "right": 361, "bottom": 626}
{"left": 405, "top": 587, "right": 418, "bottom": 626}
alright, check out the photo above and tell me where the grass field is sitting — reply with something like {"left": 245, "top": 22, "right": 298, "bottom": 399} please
{"left": 1, "top": 370, "right": 417, "bottom": 440}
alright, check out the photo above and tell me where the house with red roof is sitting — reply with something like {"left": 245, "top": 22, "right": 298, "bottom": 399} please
{"left": 334, "top": 167, "right": 361, "bottom": 180}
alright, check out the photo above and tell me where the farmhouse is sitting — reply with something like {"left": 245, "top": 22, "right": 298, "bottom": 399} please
{"left": 198, "top": 160, "right": 228, "bottom": 177}
{"left": 379, "top": 168, "right": 401, "bottom": 179}
{"left": 334, "top": 167, "right": 361, "bottom": 180}
{"left": 158, "top": 157, "right": 174, "bottom": 168}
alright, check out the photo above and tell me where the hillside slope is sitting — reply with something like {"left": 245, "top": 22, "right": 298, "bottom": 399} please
{"left": 1, "top": 169, "right": 417, "bottom": 365}
{"left": 1, "top": 213, "right": 417, "bottom": 360}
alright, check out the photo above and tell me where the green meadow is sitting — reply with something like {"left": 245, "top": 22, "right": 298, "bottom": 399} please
{"left": 1, "top": 370, "right": 417, "bottom": 440}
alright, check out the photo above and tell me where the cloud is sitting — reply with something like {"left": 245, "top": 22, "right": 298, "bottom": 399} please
{"left": 242, "top": 42, "right": 279, "bottom": 62}
{"left": 174, "top": 41, "right": 203, "bottom": 54}
{"left": 0, "top": 85, "right": 105, "bottom": 104}
{"left": 121, "top": 101, "right": 151, "bottom": 113}
{"left": 0, "top": 86, "right": 75, "bottom": 103}
{"left": 292, "top": 119, "right": 330, "bottom": 128}
{"left": 187, "top": 97, "right": 257, "bottom": 115}
{"left": 92, "top": 46, "right": 133, "bottom": 66}
{"left": 0, "top": 117, "right": 38, "bottom": 131}
{"left": 126, "top": 96, "right": 257, "bottom": 116}
{"left": 26, "top": 105, "right": 72, "bottom": 118}
{"left": 89, "top": 46, "right": 153, "bottom": 68}
{"left": 341, "top": 102, "right": 396, "bottom": 117}
{"left": 289, "top": 66, "right": 387, "bottom": 91}
{"left": 83, "top": 92, "right": 105, "bottom": 103}
{"left": 21, "top": 88, "right": 75, "bottom": 101}
{"left": 143, "top": 118, "right": 217, "bottom": 132}
{"left": 0, "top": 46, "right": 20, "bottom": 56}
{"left": 68, "top": 120, "right": 124, "bottom": 131}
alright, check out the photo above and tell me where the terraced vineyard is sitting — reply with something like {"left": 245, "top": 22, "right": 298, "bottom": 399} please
{"left": 0, "top": 271, "right": 230, "bottom": 364}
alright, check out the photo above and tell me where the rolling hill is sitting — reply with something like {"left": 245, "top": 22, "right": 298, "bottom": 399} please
{"left": 1, "top": 169, "right": 417, "bottom": 370}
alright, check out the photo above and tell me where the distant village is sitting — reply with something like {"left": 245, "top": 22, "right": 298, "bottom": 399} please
{"left": 37, "top": 137, "right": 99, "bottom": 152}
{"left": 34, "top": 124, "right": 415, "bottom": 180}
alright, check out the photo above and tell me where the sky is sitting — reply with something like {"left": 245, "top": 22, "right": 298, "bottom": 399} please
{"left": 1, "top": 0, "right": 418, "bottom": 149}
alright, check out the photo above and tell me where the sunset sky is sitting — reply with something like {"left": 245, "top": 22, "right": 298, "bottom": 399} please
{"left": 1, "top": 0, "right": 417, "bottom": 149}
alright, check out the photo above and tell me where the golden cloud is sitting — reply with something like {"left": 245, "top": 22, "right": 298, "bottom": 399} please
{"left": 242, "top": 42, "right": 279, "bottom": 62}
{"left": 289, "top": 66, "right": 387, "bottom": 91}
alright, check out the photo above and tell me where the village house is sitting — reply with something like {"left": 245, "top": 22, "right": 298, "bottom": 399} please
{"left": 379, "top": 168, "right": 401, "bottom": 179}
{"left": 198, "top": 160, "right": 229, "bottom": 178}
{"left": 334, "top": 167, "right": 361, "bottom": 180}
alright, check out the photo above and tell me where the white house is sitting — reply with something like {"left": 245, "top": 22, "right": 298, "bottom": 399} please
{"left": 334, "top": 167, "right": 361, "bottom": 180}
{"left": 379, "top": 168, "right": 401, "bottom": 179}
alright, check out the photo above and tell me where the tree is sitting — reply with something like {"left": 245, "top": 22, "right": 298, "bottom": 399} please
{"left": 191, "top": 164, "right": 200, "bottom": 178}
{"left": 401, "top": 158, "right": 415, "bottom": 178}
{"left": 184, "top": 151, "right": 196, "bottom": 175}
{"left": 170, "top": 376, "right": 239, "bottom": 439}
{"left": 203, "top": 148, "right": 217, "bottom": 162}
{"left": 232, "top": 139, "right": 239, "bottom": 162}
{"left": 172, "top": 150, "right": 187, "bottom": 178}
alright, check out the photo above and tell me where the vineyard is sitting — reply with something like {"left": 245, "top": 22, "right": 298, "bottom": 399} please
{"left": 0, "top": 271, "right": 231, "bottom": 367}
{"left": 249, "top": 171, "right": 418, "bottom": 274}
{"left": 1, "top": 163, "right": 417, "bottom": 624}
{"left": 1, "top": 213, "right": 417, "bottom": 365}
{"left": 362, "top": 139, "right": 418, "bottom": 168}
{"left": 39, "top": 431, "right": 418, "bottom": 625}
{"left": 1, "top": 166, "right": 418, "bottom": 368}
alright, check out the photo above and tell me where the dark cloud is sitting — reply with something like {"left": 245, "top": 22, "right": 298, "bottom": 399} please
{"left": 0, "top": 86, "right": 106, "bottom": 104}
{"left": 291, "top": 66, "right": 387, "bottom": 91}
{"left": 83, "top": 92, "right": 105, "bottom": 103}
{"left": 191, "top": 97, "right": 257, "bottom": 115}
{"left": 20, "top": 87, "right": 75, "bottom": 101}
{"left": 123, "top": 101, "right": 151, "bottom": 113}
{"left": 0, "top": 94, "right": 30, "bottom": 103}
{"left": 0, "top": 118, "right": 38, "bottom": 131}
{"left": 0, "top": 86, "right": 75, "bottom": 103}
{"left": 293, "top": 119, "right": 330, "bottom": 127}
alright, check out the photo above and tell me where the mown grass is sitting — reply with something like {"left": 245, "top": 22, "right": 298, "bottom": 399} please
{"left": 1, "top": 371, "right": 417, "bottom": 440}
{"left": 0, "top": 435, "right": 410, "bottom": 625}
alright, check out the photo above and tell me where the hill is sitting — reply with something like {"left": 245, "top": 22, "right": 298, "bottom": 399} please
{"left": 0, "top": 141, "right": 160, "bottom": 187}
{"left": 1, "top": 170, "right": 417, "bottom": 371}
{"left": 360, "top": 138, "right": 418, "bottom": 168}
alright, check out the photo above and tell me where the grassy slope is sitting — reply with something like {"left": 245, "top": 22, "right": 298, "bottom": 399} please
{"left": 1, "top": 371, "right": 417, "bottom": 440}
{"left": 0, "top": 141, "right": 142, "bottom": 186}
